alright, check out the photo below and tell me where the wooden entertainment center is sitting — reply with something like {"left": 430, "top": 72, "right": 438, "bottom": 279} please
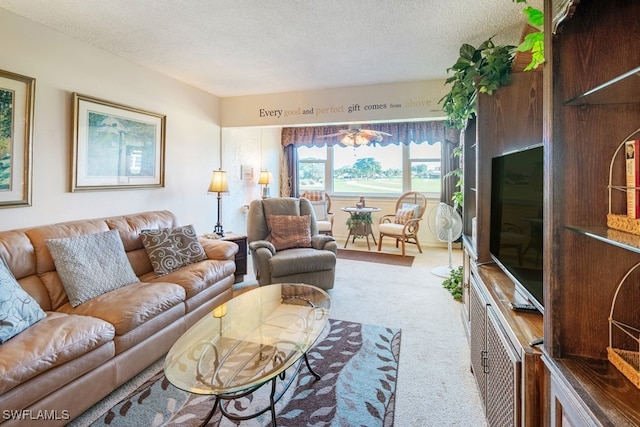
{"left": 461, "top": 1, "right": 640, "bottom": 425}
{"left": 461, "top": 69, "right": 544, "bottom": 426}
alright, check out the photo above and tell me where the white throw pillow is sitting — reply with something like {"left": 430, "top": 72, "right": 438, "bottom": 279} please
{"left": 310, "top": 200, "right": 328, "bottom": 221}
{"left": 46, "top": 229, "right": 140, "bottom": 307}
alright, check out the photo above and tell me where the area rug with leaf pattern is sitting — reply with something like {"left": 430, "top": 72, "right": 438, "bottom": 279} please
{"left": 86, "top": 319, "right": 400, "bottom": 427}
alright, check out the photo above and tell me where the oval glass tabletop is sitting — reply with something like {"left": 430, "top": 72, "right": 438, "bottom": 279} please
{"left": 164, "top": 283, "right": 331, "bottom": 395}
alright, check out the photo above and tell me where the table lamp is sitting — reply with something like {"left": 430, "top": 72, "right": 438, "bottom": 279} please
{"left": 208, "top": 169, "right": 229, "bottom": 236}
{"left": 258, "top": 170, "right": 273, "bottom": 199}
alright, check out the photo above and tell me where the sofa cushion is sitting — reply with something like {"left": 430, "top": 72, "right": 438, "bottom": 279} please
{"left": 0, "top": 311, "right": 115, "bottom": 395}
{"left": 57, "top": 281, "right": 186, "bottom": 337}
{"left": 142, "top": 258, "right": 236, "bottom": 299}
{"left": 46, "top": 229, "right": 140, "bottom": 307}
{"left": 140, "top": 224, "right": 207, "bottom": 276}
{"left": 0, "top": 257, "right": 46, "bottom": 343}
{"left": 267, "top": 215, "right": 312, "bottom": 251}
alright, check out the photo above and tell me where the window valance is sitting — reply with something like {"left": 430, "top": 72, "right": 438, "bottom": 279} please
{"left": 281, "top": 121, "right": 458, "bottom": 148}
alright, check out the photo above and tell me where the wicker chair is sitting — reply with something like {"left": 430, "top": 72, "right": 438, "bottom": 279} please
{"left": 300, "top": 191, "right": 334, "bottom": 236}
{"left": 377, "top": 192, "right": 427, "bottom": 256}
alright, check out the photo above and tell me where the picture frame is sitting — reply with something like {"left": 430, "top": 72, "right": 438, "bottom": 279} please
{"left": 0, "top": 69, "right": 35, "bottom": 207}
{"left": 241, "top": 164, "right": 254, "bottom": 181}
{"left": 72, "top": 93, "right": 165, "bottom": 191}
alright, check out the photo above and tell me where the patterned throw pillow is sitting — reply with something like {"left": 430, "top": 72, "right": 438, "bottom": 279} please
{"left": 46, "top": 229, "right": 140, "bottom": 307}
{"left": 0, "top": 257, "right": 46, "bottom": 343}
{"left": 302, "top": 191, "right": 325, "bottom": 202}
{"left": 394, "top": 208, "right": 415, "bottom": 225}
{"left": 402, "top": 202, "right": 421, "bottom": 218}
{"left": 267, "top": 215, "right": 312, "bottom": 251}
{"left": 140, "top": 224, "right": 207, "bottom": 276}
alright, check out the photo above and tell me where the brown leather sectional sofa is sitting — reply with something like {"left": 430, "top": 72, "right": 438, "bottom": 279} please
{"left": 0, "top": 210, "right": 237, "bottom": 426}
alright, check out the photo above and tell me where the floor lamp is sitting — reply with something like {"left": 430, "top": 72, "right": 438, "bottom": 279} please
{"left": 208, "top": 169, "right": 229, "bottom": 236}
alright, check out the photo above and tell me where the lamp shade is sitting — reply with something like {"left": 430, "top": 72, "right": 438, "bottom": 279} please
{"left": 258, "top": 170, "right": 273, "bottom": 185}
{"left": 208, "top": 170, "right": 229, "bottom": 193}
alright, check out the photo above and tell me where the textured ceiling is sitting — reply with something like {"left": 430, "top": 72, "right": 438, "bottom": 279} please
{"left": 0, "top": 0, "right": 542, "bottom": 97}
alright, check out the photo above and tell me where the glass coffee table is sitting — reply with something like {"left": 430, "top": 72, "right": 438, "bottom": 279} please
{"left": 164, "top": 283, "right": 331, "bottom": 426}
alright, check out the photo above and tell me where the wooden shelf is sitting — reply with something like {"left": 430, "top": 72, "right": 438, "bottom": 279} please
{"left": 544, "top": 1, "right": 640, "bottom": 424}
{"left": 546, "top": 356, "right": 640, "bottom": 426}
{"left": 564, "top": 66, "right": 640, "bottom": 106}
{"left": 476, "top": 263, "right": 544, "bottom": 348}
{"left": 565, "top": 225, "right": 640, "bottom": 254}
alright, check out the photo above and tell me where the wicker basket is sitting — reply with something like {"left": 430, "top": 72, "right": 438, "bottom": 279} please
{"left": 608, "top": 128, "right": 640, "bottom": 234}
{"left": 607, "top": 347, "right": 640, "bottom": 388}
{"left": 607, "top": 213, "right": 640, "bottom": 236}
{"left": 608, "top": 261, "right": 640, "bottom": 389}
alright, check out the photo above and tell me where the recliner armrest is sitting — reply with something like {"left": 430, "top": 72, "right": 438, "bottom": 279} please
{"left": 311, "top": 234, "right": 336, "bottom": 251}
{"left": 249, "top": 240, "right": 277, "bottom": 255}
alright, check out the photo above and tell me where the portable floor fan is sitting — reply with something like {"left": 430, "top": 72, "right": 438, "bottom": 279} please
{"left": 430, "top": 202, "right": 463, "bottom": 278}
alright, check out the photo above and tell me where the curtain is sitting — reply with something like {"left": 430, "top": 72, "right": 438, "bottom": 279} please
{"left": 282, "top": 145, "right": 297, "bottom": 197}
{"left": 281, "top": 121, "right": 460, "bottom": 199}
{"left": 281, "top": 121, "right": 457, "bottom": 148}
{"left": 441, "top": 136, "right": 461, "bottom": 204}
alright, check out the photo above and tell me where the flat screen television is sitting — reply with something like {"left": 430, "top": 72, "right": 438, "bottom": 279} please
{"left": 489, "top": 145, "right": 544, "bottom": 313}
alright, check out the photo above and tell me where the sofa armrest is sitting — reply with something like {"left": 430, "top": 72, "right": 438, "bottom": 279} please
{"left": 248, "top": 240, "right": 276, "bottom": 255}
{"left": 199, "top": 238, "right": 238, "bottom": 260}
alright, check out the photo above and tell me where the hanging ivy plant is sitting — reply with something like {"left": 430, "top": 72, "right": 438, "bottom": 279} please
{"left": 439, "top": 39, "right": 516, "bottom": 130}
{"left": 439, "top": 0, "right": 544, "bottom": 208}
{"left": 514, "top": 0, "right": 545, "bottom": 71}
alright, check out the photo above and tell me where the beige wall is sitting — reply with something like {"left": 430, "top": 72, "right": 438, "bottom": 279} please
{"left": 1, "top": 8, "right": 450, "bottom": 249}
{"left": 221, "top": 80, "right": 448, "bottom": 127}
{"left": 0, "top": 9, "right": 222, "bottom": 233}
{"left": 220, "top": 82, "right": 450, "bottom": 246}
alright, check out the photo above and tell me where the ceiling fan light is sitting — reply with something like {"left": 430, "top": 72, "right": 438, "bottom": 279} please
{"left": 341, "top": 134, "right": 354, "bottom": 146}
{"left": 355, "top": 134, "right": 369, "bottom": 145}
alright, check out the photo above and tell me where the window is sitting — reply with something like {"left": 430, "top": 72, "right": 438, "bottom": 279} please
{"left": 298, "top": 146, "right": 326, "bottom": 190}
{"left": 298, "top": 140, "right": 441, "bottom": 196}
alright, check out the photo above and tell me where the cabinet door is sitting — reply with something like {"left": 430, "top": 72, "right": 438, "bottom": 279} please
{"left": 469, "top": 275, "right": 487, "bottom": 406}
{"left": 486, "top": 306, "right": 521, "bottom": 427}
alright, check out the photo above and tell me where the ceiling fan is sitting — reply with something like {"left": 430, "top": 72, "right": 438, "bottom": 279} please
{"left": 323, "top": 128, "right": 392, "bottom": 146}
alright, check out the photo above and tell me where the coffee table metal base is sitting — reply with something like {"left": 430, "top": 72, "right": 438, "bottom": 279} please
{"left": 200, "top": 353, "right": 320, "bottom": 427}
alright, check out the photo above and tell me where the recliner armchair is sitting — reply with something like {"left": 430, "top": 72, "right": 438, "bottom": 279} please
{"left": 247, "top": 197, "right": 337, "bottom": 290}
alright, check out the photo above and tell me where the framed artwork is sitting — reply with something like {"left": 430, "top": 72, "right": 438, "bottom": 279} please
{"left": 0, "top": 69, "right": 35, "bottom": 207}
{"left": 241, "top": 164, "right": 254, "bottom": 180}
{"left": 72, "top": 93, "right": 165, "bottom": 191}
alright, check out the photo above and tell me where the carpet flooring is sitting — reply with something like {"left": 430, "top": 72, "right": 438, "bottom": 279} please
{"left": 79, "top": 319, "right": 400, "bottom": 427}
{"left": 336, "top": 248, "right": 414, "bottom": 267}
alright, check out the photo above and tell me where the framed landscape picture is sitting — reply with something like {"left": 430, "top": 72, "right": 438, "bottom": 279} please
{"left": 72, "top": 93, "right": 165, "bottom": 191}
{"left": 0, "top": 69, "right": 34, "bottom": 207}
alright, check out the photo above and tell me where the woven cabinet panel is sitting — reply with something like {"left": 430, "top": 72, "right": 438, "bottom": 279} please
{"left": 486, "top": 306, "right": 521, "bottom": 427}
{"left": 469, "top": 277, "right": 487, "bottom": 407}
